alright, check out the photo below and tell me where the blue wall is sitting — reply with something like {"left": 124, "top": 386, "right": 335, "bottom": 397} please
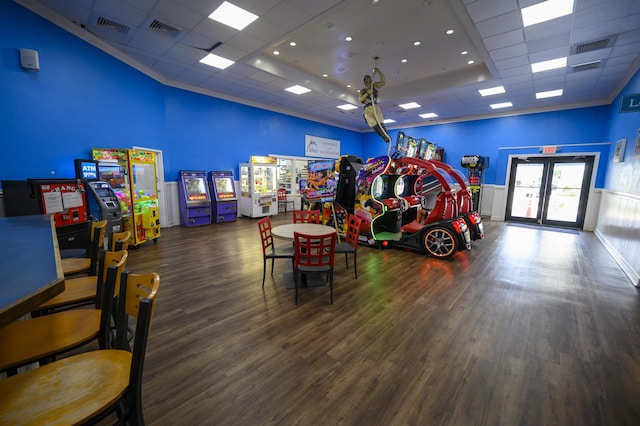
{"left": 2, "top": 0, "right": 637, "bottom": 194}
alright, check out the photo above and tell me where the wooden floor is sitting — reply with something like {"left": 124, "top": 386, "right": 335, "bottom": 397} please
{"left": 101, "top": 214, "right": 640, "bottom": 425}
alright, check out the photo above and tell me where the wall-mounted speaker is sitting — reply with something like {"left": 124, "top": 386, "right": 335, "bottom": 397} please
{"left": 19, "top": 48, "right": 40, "bottom": 71}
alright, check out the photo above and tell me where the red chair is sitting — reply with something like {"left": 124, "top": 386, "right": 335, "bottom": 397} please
{"left": 258, "top": 217, "right": 294, "bottom": 287}
{"left": 293, "top": 231, "right": 337, "bottom": 305}
{"left": 292, "top": 209, "right": 321, "bottom": 224}
{"left": 277, "top": 188, "right": 294, "bottom": 213}
{"left": 335, "top": 214, "right": 363, "bottom": 279}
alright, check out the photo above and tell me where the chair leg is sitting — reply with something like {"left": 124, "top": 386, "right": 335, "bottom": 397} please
{"left": 345, "top": 253, "right": 349, "bottom": 268}
{"left": 294, "top": 271, "right": 299, "bottom": 305}
{"left": 353, "top": 253, "right": 358, "bottom": 280}
{"left": 329, "top": 271, "right": 334, "bottom": 304}
{"left": 262, "top": 257, "right": 267, "bottom": 287}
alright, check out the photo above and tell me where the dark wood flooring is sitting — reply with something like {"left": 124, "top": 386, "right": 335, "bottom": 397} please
{"left": 103, "top": 214, "right": 640, "bottom": 425}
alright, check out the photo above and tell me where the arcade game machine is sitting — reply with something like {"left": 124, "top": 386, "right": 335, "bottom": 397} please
{"left": 239, "top": 156, "right": 278, "bottom": 218}
{"left": 461, "top": 155, "right": 489, "bottom": 214}
{"left": 177, "top": 170, "right": 212, "bottom": 227}
{"left": 1, "top": 178, "right": 90, "bottom": 250}
{"left": 91, "top": 149, "right": 133, "bottom": 236}
{"left": 334, "top": 154, "right": 363, "bottom": 216}
{"left": 209, "top": 171, "right": 238, "bottom": 223}
{"left": 126, "top": 149, "right": 160, "bottom": 246}
{"left": 302, "top": 159, "right": 345, "bottom": 233}
{"left": 74, "top": 159, "right": 122, "bottom": 242}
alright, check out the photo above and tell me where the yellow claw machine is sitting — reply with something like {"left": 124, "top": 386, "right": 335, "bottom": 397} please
{"left": 127, "top": 149, "right": 160, "bottom": 246}
{"left": 239, "top": 156, "right": 278, "bottom": 218}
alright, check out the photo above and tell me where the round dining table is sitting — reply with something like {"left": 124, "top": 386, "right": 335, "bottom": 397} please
{"left": 271, "top": 223, "right": 336, "bottom": 240}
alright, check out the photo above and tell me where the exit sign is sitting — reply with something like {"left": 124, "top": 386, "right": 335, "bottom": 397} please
{"left": 541, "top": 146, "right": 557, "bottom": 154}
{"left": 620, "top": 93, "right": 640, "bottom": 113}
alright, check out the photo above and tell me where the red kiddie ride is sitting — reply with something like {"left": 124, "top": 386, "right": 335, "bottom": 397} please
{"left": 353, "top": 138, "right": 484, "bottom": 259}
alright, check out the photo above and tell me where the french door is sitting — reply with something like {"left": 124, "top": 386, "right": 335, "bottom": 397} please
{"left": 505, "top": 156, "right": 594, "bottom": 229}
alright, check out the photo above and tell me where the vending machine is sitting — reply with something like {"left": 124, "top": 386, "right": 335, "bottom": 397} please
{"left": 74, "top": 159, "right": 122, "bottom": 242}
{"left": 209, "top": 171, "right": 238, "bottom": 223}
{"left": 127, "top": 149, "right": 161, "bottom": 245}
{"left": 91, "top": 149, "right": 133, "bottom": 234}
{"left": 178, "top": 170, "right": 212, "bottom": 227}
{"left": 239, "top": 156, "right": 278, "bottom": 218}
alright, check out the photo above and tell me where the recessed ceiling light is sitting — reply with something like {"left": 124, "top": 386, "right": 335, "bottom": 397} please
{"left": 461, "top": 51, "right": 468, "bottom": 55}
{"left": 399, "top": 102, "right": 421, "bottom": 110}
{"left": 345, "top": 36, "right": 353, "bottom": 42}
{"left": 337, "top": 104, "right": 358, "bottom": 111}
{"left": 285, "top": 85, "right": 311, "bottom": 95}
{"left": 479, "top": 86, "right": 506, "bottom": 96}
{"left": 490, "top": 102, "right": 513, "bottom": 109}
{"left": 208, "top": 1, "right": 258, "bottom": 31}
{"left": 273, "top": 50, "right": 280, "bottom": 55}
{"left": 522, "top": 0, "right": 574, "bottom": 27}
{"left": 199, "top": 53, "right": 235, "bottom": 69}
{"left": 383, "top": 119, "right": 396, "bottom": 124}
{"left": 322, "top": 73, "right": 328, "bottom": 78}
{"left": 419, "top": 112, "right": 438, "bottom": 118}
{"left": 289, "top": 41, "right": 297, "bottom": 47}
{"left": 401, "top": 58, "right": 408, "bottom": 63}
{"left": 371, "top": 0, "right": 381, "bottom": 4}
{"left": 446, "top": 29, "right": 454, "bottom": 35}
{"left": 467, "top": 60, "right": 475, "bottom": 64}
{"left": 536, "top": 89, "right": 563, "bottom": 99}
{"left": 413, "top": 41, "right": 421, "bottom": 46}
{"left": 531, "top": 57, "right": 567, "bottom": 73}
{"left": 346, "top": 84, "right": 352, "bottom": 88}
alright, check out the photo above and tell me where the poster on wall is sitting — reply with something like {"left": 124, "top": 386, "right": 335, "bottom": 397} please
{"left": 305, "top": 135, "right": 340, "bottom": 158}
{"left": 614, "top": 138, "right": 626, "bottom": 163}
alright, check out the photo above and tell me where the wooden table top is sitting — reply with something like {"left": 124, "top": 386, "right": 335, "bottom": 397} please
{"left": 0, "top": 215, "right": 65, "bottom": 328}
{"left": 271, "top": 223, "right": 336, "bottom": 240}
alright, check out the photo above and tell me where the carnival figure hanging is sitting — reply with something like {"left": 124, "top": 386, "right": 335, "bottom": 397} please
{"left": 359, "top": 67, "right": 392, "bottom": 143}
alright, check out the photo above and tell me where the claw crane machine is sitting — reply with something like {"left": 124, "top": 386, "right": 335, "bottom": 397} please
{"left": 239, "top": 156, "right": 278, "bottom": 218}
{"left": 91, "top": 148, "right": 132, "bottom": 235}
{"left": 127, "top": 149, "right": 161, "bottom": 245}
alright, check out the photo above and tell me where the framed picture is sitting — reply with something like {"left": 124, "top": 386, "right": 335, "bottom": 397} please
{"left": 634, "top": 129, "right": 640, "bottom": 158}
{"left": 614, "top": 138, "right": 626, "bottom": 163}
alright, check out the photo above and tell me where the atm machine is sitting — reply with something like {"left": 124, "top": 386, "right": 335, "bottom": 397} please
{"left": 75, "top": 159, "right": 122, "bottom": 242}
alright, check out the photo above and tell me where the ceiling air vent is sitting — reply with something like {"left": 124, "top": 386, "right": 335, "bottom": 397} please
{"left": 571, "top": 35, "right": 616, "bottom": 55}
{"left": 148, "top": 19, "right": 182, "bottom": 39}
{"left": 96, "top": 17, "right": 130, "bottom": 35}
{"left": 571, "top": 60, "right": 601, "bottom": 73}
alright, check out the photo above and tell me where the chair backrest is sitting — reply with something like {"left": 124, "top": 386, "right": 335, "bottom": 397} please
{"left": 87, "top": 220, "right": 108, "bottom": 274}
{"left": 293, "top": 209, "right": 321, "bottom": 224}
{"left": 110, "top": 230, "right": 131, "bottom": 252}
{"left": 257, "top": 217, "right": 274, "bottom": 254}
{"left": 277, "top": 188, "right": 287, "bottom": 201}
{"left": 293, "top": 232, "right": 336, "bottom": 269}
{"left": 345, "top": 214, "right": 363, "bottom": 249}
{"left": 96, "top": 250, "right": 129, "bottom": 301}
{"left": 115, "top": 271, "right": 160, "bottom": 402}
{"left": 95, "top": 250, "right": 128, "bottom": 349}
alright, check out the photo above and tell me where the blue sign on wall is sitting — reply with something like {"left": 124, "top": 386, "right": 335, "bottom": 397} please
{"left": 620, "top": 93, "right": 640, "bottom": 113}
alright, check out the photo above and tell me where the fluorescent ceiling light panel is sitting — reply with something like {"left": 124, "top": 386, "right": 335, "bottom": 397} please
{"left": 337, "top": 104, "right": 358, "bottom": 110}
{"left": 419, "top": 113, "right": 438, "bottom": 118}
{"left": 479, "top": 86, "right": 505, "bottom": 96}
{"left": 209, "top": 1, "right": 258, "bottom": 31}
{"left": 399, "top": 102, "right": 421, "bottom": 110}
{"left": 490, "top": 102, "right": 513, "bottom": 109}
{"left": 522, "top": 0, "right": 574, "bottom": 27}
{"left": 531, "top": 57, "right": 567, "bottom": 73}
{"left": 536, "top": 89, "right": 563, "bottom": 99}
{"left": 199, "top": 53, "right": 235, "bottom": 69}
{"left": 285, "top": 85, "right": 311, "bottom": 95}
{"left": 383, "top": 119, "right": 396, "bottom": 124}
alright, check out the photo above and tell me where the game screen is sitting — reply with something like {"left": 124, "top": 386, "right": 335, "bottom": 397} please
{"left": 98, "top": 163, "right": 127, "bottom": 189}
{"left": 372, "top": 175, "right": 400, "bottom": 200}
{"left": 304, "top": 160, "right": 336, "bottom": 200}
{"left": 214, "top": 177, "right": 236, "bottom": 200}
{"left": 183, "top": 177, "right": 208, "bottom": 201}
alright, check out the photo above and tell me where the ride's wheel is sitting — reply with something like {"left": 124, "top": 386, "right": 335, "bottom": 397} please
{"left": 422, "top": 226, "right": 457, "bottom": 259}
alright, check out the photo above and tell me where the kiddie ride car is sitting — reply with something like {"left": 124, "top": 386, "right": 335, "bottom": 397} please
{"left": 353, "top": 155, "right": 484, "bottom": 259}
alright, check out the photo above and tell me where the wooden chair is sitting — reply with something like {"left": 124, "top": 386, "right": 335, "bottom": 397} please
{"left": 277, "top": 188, "right": 294, "bottom": 213}
{"left": 110, "top": 230, "right": 131, "bottom": 251}
{"left": 335, "top": 214, "right": 363, "bottom": 279}
{"left": 293, "top": 231, "right": 337, "bottom": 305}
{"left": 258, "top": 217, "right": 294, "bottom": 287}
{"left": 0, "top": 251, "right": 128, "bottom": 373}
{"left": 0, "top": 271, "right": 160, "bottom": 425}
{"left": 35, "top": 249, "right": 129, "bottom": 313}
{"left": 61, "top": 219, "right": 107, "bottom": 276}
{"left": 292, "top": 209, "right": 321, "bottom": 224}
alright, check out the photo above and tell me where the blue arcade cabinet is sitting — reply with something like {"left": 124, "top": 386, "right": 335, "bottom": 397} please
{"left": 178, "top": 170, "right": 212, "bottom": 227}
{"left": 209, "top": 171, "right": 238, "bottom": 223}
